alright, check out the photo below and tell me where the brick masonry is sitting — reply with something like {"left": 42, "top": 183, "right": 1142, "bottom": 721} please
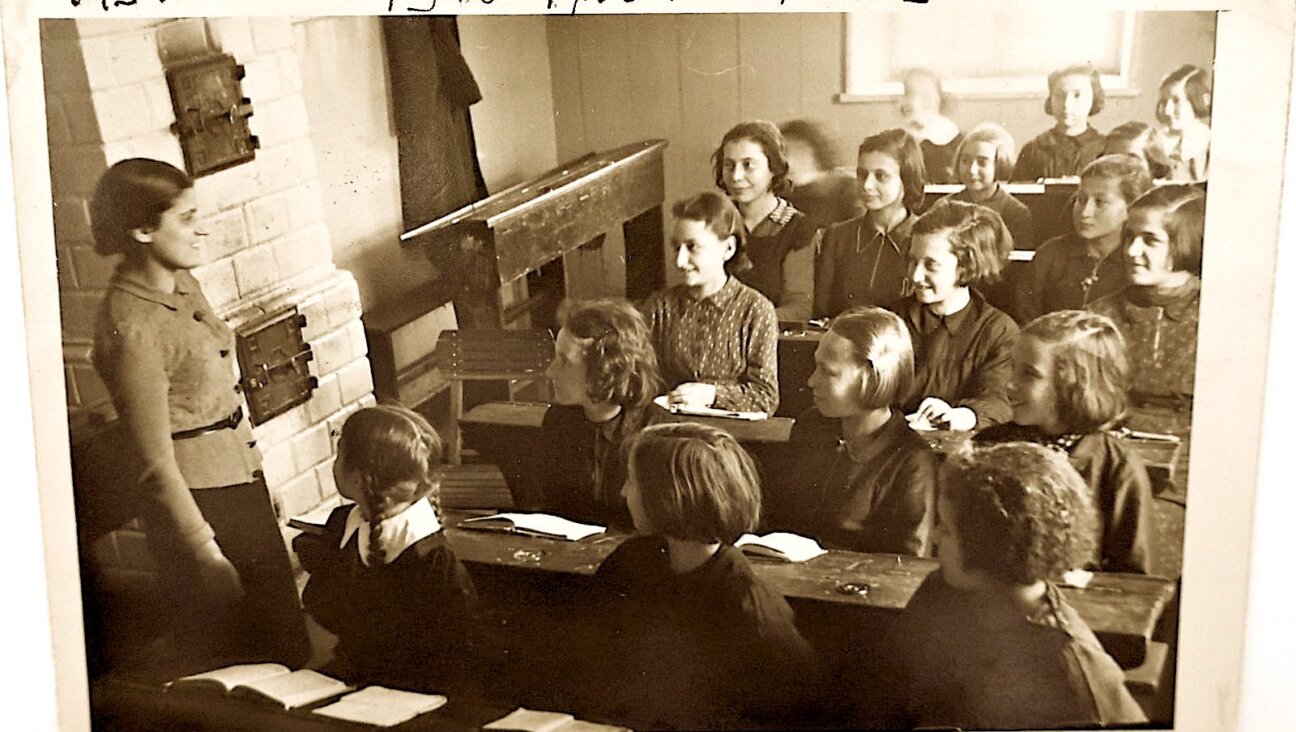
{"left": 46, "top": 18, "right": 372, "bottom": 579}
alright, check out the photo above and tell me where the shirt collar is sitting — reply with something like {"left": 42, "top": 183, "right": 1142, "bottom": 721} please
{"left": 839, "top": 410, "right": 910, "bottom": 465}
{"left": 1123, "top": 276, "right": 1201, "bottom": 322}
{"left": 907, "top": 291, "right": 978, "bottom": 336}
{"left": 767, "top": 197, "right": 797, "bottom": 226}
{"left": 689, "top": 275, "right": 742, "bottom": 308}
{"left": 341, "top": 498, "right": 443, "bottom": 565}
{"left": 1042, "top": 125, "right": 1101, "bottom": 149}
{"left": 860, "top": 211, "right": 913, "bottom": 253}
{"left": 108, "top": 268, "right": 196, "bottom": 311}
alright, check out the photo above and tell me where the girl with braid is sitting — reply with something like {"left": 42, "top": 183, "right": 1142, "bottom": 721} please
{"left": 295, "top": 404, "right": 478, "bottom": 692}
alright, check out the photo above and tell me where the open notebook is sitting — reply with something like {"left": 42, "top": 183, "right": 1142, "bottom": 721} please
{"left": 653, "top": 395, "right": 767, "bottom": 421}
{"left": 735, "top": 532, "right": 828, "bottom": 562}
{"left": 458, "top": 513, "right": 605, "bottom": 541}
{"left": 313, "top": 686, "right": 447, "bottom": 727}
{"left": 166, "top": 664, "right": 350, "bottom": 710}
{"left": 484, "top": 707, "right": 629, "bottom": 732}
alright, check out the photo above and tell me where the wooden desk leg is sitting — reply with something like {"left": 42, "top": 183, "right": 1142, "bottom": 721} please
{"left": 447, "top": 380, "right": 464, "bottom": 466}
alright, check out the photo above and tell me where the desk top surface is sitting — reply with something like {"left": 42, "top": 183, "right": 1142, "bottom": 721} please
{"left": 439, "top": 512, "right": 1175, "bottom": 664}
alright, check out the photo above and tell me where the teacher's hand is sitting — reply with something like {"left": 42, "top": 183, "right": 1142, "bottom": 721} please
{"left": 192, "top": 538, "right": 246, "bottom": 607}
{"left": 667, "top": 382, "right": 717, "bottom": 408}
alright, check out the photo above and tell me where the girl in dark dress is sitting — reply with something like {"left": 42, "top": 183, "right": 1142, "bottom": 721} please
{"left": 714, "top": 120, "right": 820, "bottom": 321}
{"left": 295, "top": 405, "right": 478, "bottom": 693}
{"left": 975, "top": 310, "right": 1154, "bottom": 574}
{"left": 870, "top": 442, "right": 1147, "bottom": 729}
{"left": 1015, "top": 64, "right": 1108, "bottom": 181}
{"left": 579, "top": 422, "right": 817, "bottom": 730}
{"left": 90, "top": 158, "right": 309, "bottom": 668}
{"left": 894, "top": 199, "right": 1018, "bottom": 431}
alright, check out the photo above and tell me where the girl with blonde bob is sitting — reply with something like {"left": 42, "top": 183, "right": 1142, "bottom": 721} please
{"left": 579, "top": 422, "right": 816, "bottom": 729}
{"left": 765, "top": 306, "right": 937, "bottom": 556}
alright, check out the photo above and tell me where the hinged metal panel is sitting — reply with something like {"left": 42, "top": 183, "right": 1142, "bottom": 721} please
{"left": 166, "top": 53, "right": 258, "bottom": 178}
{"left": 235, "top": 309, "right": 316, "bottom": 426}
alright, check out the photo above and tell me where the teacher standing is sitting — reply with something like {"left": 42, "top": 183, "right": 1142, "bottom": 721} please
{"left": 90, "top": 158, "right": 309, "bottom": 667}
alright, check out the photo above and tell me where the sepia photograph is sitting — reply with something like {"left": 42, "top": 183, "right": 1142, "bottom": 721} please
{"left": 3, "top": 1, "right": 1294, "bottom": 730}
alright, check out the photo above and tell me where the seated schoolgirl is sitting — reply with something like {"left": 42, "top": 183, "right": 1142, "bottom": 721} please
{"left": 1104, "top": 120, "right": 1171, "bottom": 179}
{"left": 536, "top": 298, "right": 664, "bottom": 529}
{"left": 815, "top": 128, "right": 927, "bottom": 318}
{"left": 641, "top": 191, "right": 780, "bottom": 414}
{"left": 1091, "top": 185, "right": 1204, "bottom": 484}
{"left": 974, "top": 311, "right": 1155, "bottom": 574}
{"left": 872, "top": 442, "right": 1147, "bottom": 729}
{"left": 1014, "top": 64, "right": 1108, "bottom": 181}
{"left": 764, "top": 306, "right": 936, "bottom": 555}
{"left": 892, "top": 200, "right": 1018, "bottom": 431}
{"left": 781, "top": 118, "right": 865, "bottom": 228}
{"left": 1020, "top": 153, "right": 1153, "bottom": 322}
{"left": 898, "top": 68, "right": 963, "bottom": 185}
{"left": 714, "top": 120, "right": 821, "bottom": 321}
{"left": 579, "top": 423, "right": 818, "bottom": 730}
{"left": 942, "top": 122, "right": 1035, "bottom": 250}
{"left": 294, "top": 405, "right": 478, "bottom": 693}
{"left": 1147, "top": 65, "right": 1212, "bottom": 183}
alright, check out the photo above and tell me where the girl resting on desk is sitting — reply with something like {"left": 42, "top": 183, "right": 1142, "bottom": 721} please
{"left": 90, "top": 158, "right": 308, "bottom": 668}
{"left": 892, "top": 200, "right": 1018, "bottom": 431}
{"left": 577, "top": 423, "right": 817, "bottom": 730}
{"left": 641, "top": 191, "right": 780, "bottom": 415}
{"left": 975, "top": 311, "right": 1154, "bottom": 574}
{"left": 868, "top": 442, "right": 1147, "bottom": 729}
{"left": 764, "top": 306, "right": 936, "bottom": 556}
{"left": 295, "top": 405, "right": 479, "bottom": 693}
{"left": 538, "top": 298, "right": 664, "bottom": 529}
{"left": 714, "top": 120, "right": 821, "bottom": 322}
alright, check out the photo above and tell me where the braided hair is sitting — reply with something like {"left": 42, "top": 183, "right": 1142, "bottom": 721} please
{"left": 335, "top": 404, "right": 443, "bottom": 566}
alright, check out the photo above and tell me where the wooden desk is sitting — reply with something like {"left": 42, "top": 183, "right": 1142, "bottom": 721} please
{"left": 437, "top": 513, "right": 1174, "bottom": 670}
{"left": 460, "top": 400, "right": 795, "bottom": 443}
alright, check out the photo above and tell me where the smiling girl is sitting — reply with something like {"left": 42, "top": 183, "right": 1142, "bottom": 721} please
{"left": 942, "top": 122, "right": 1034, "bottom": 251}
{"left": 1015, "top": 64, "right": 1108, "bottom": 181}
{"left": 892, "top": 200, "right": 1017, "bottom": 431}
{"left": 713, "top": 120, "right": 820, "bottom": 321}
{"left": 815, "top": 128, "right": 927, "bottom": 318}
{"left": 641, "top": 191, "right": 779, "bottom": 414}
{"left": 1020, "top": 154, "right": 1153, "bottom": 322}
{"left": 1147, "top": 65, "right": 1212, "bottom": 183}
{"left": 1091, "top": 185, "right": 1205, "bottom": 491}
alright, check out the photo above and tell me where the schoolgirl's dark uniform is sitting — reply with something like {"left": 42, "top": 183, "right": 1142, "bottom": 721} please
{"left": 815, "top": 212, "right": 916, "bottom": 319}
{"left": 975, "top": 424, "right": 1155, "bottom": 575}
{"left": 1015, "top": 126, "right": 1106, "bottom": 181}
{"left": 295, "top": 501, "right": 478, "bottom": 693}
{"left": 735, "top": 198, "right": 820, "bottom": 322}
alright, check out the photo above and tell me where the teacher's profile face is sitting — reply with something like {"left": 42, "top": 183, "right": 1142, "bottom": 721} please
{"left": 136, "top": 187, "right": 207, "bottom": 271}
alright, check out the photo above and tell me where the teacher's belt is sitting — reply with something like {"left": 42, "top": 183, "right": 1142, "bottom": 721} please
{"left": 171, "top": 406, "right": 244, "bottom": 441}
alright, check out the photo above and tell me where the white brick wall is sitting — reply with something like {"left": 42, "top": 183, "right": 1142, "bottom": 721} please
{"left": 53, "top": 18, "right": 371, "bottom": 564}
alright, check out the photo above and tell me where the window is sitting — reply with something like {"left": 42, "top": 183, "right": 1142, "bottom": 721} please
{"left": 841, "top": 9, "right": 1136, "bottom": 100}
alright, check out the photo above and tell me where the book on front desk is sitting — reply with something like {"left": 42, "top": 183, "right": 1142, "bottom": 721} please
{"left": 165, "top": 663, "right": 351, "bottom": 710}
{"left": 312, "top": 686, "right": 448, "bottom": 726}
{"left": 458, "top": 512, "right": 606, "bottom": 541}
{"left": 484, "top": 707, "right": 630, "bottom": 732}
{"left": 735, "top": 532, "right": 828, "bottom": 562}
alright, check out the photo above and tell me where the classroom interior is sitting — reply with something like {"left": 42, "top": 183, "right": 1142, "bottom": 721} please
{"left": 47, "top": 10, "right": 1215, "bottom": 731}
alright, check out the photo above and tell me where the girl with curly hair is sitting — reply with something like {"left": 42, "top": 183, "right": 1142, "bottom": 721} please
{"left": 974, "top": 310, "right": 1154, "bottom": 574}
{"left": 869, "top": 442, "right": 1147, "bottom": 729}
{"left": 536, "top": 298, "right": 665, "bottom": 528}
{"left": 294, "top": 405, "right": 478, "bottom": 692}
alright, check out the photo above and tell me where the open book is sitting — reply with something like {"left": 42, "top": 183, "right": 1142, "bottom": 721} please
{"left": 484, "top": 707, "right": 629, "bottom": 732}
{"left": 653, "top": 395, "right": 767, "bottom": 421}
{"left": 313, "top": 686, "right": 447, "bottom": 727}
{"left": 458, "top": 513, "right": 605, "bottom": 542}
{"left": 735, "top": 532, "right": 828, "bottom": 563}
{"left": 166, "top": 664, "right": 350, "bottom": 710}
